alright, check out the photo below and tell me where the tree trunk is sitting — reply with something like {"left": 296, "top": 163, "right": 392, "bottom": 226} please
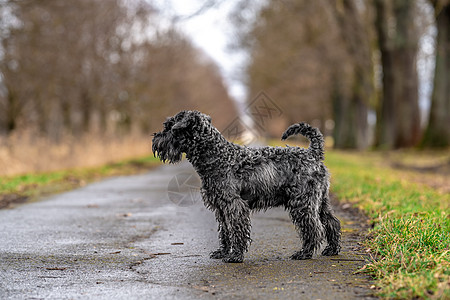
{"left": 332, "top": 83, "right": 355, "bottom": 148}
{"left": 354, "top": 82, "right": 370, "bottom": 149}
{"left": 80, "top": 89, "right": 91, "bottom": 134}
{"left": 98, "top": 96, "right": 107, "bottom": 133}
{"left": 61, "top": 99, "right": 72, "bottom": 135}
{"left": 422, "top": 3, "right": 450, "bottom": 147}
{"left": 376, "top": 44, "right": 397, "bottom": 148}
{"left": 35, "top": 99, "right": 49, "bottom": 135}
{"left": 5, "top": 91, "right": 18, "bottom": 134}
{"left": 333, "top": 86, "right": 369, "bottom": 149}
{"left": 331, "top": 0, "right": 372, "bottom": 150}
{"left": 374, "top": 0, "right": 421, "bottom": 149}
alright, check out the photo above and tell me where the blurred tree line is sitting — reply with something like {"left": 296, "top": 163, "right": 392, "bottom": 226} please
{"left": 234, "top": 0, "right": 449, "bottom": 149}
{"left": 0, "top": 0, "right": 238, "bottom": 142}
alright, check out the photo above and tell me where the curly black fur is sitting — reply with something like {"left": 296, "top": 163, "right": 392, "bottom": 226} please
{"left": 152, "top": 110, "right": 341, "bottom": 263}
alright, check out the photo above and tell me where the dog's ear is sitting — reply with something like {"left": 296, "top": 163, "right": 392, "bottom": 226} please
{"left": 171, "top": 118, "right": 189, "bottom": 133}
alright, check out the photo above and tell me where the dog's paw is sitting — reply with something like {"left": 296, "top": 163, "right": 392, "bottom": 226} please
{"left": 321, "top": 245, "right": 341, "bottom": 256}
{"left": 290, "top": 250, "right": 313, "bottom": 260}
{"left": 222, "top": 253, "right": 244, "bottom": 263}
{"left": 210, "top": 249, "right": 227, "bottom": 259}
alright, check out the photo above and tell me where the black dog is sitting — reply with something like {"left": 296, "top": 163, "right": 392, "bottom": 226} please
{"left": 152, "top": 110, "right": 341, "bottom": 263}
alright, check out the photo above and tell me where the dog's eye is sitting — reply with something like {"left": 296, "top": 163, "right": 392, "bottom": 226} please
{"left": 163, "top": 121, "right": 172, "bottom": 130}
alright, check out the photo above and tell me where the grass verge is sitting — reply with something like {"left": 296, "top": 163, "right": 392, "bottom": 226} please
{"left": 0, "top": 155, "right": 161, "bottom": 209}
{"left": 326, "top": 151, "right": 450, "bottom": 299}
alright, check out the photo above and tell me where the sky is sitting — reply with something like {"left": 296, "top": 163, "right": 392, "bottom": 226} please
{"left": 152, "top": 0, "right": 248, "bottom": 105}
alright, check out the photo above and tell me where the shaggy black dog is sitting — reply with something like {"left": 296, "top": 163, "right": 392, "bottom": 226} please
{"left": 152, "top": 110, "right": 341, "bottom": 263}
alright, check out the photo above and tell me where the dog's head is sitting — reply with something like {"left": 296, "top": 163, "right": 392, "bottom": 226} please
{"left": 152, "top": 110, "right": 212, "bottom": 163}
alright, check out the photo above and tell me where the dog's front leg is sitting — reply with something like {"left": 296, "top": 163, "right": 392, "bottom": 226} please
{"left": 210, "top": 209, "right": 231, "bottom": 259}
{"left": 221, "top": 197, "right": 251, "bottom": 263}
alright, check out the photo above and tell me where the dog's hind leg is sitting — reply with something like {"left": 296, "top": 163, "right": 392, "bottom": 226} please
{"left": 288, "top": 182, "right": 324, "bottom": 260}
{"left": 319, "top": 192, "right": 341, "bottom": 256}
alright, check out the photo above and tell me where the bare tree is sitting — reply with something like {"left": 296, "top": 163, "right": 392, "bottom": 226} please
{"left": 238, "top": 0, "right": 340, "bottom": 136}
{"left": 422, "top": 0, "right": 450, "bottom": 147}
{"left": 0, "top": 0, "right": 238, "bottom": 140}
{"left": 330, "top": 0, "right": 374, "bottom": 149}
{"left": 374, "top": 0, "right": 421, "bottom": 149}
{"left": 232, "top": 0, "right": 376, "bottom": 147}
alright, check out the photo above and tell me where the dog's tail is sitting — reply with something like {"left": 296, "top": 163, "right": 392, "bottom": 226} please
{"left": 281, "top": 122, "right": 324, "bottom": 161}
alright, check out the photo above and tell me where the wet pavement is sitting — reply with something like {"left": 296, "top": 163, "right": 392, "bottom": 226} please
{"left": 0, "top": 163, "right": 376, "bottom": 299}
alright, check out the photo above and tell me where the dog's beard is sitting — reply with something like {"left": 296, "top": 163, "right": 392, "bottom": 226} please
{"left": 152, "top": 132, "right": 183, "bottom": 163}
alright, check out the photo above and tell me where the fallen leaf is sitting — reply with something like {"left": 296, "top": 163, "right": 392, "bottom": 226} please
{"left": 193, "top": 286, "right": 210, "bottom": 292}
{"left": 116, "top": 213, "right": 132, "bottom": 217}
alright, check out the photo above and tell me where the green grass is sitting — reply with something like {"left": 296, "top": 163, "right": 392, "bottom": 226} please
{"left": 0, "top": 155, "right": 161, "bottom": 207}
{"left": 326, "top": 151, "right": 450, "bottom": 299}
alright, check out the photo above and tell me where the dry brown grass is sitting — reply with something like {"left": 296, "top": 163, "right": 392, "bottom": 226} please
{"left": 0, "top": 133, "right": 152, "bottom": 176}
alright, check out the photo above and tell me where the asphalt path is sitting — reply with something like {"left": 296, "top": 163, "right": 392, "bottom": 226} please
{"left": 0, "top": 163, "right": 376, "bottom": 299}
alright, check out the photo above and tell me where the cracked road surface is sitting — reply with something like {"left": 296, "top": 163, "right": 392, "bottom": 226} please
{"left": 0, "top": 163, "right": 375, "bottom": 299}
